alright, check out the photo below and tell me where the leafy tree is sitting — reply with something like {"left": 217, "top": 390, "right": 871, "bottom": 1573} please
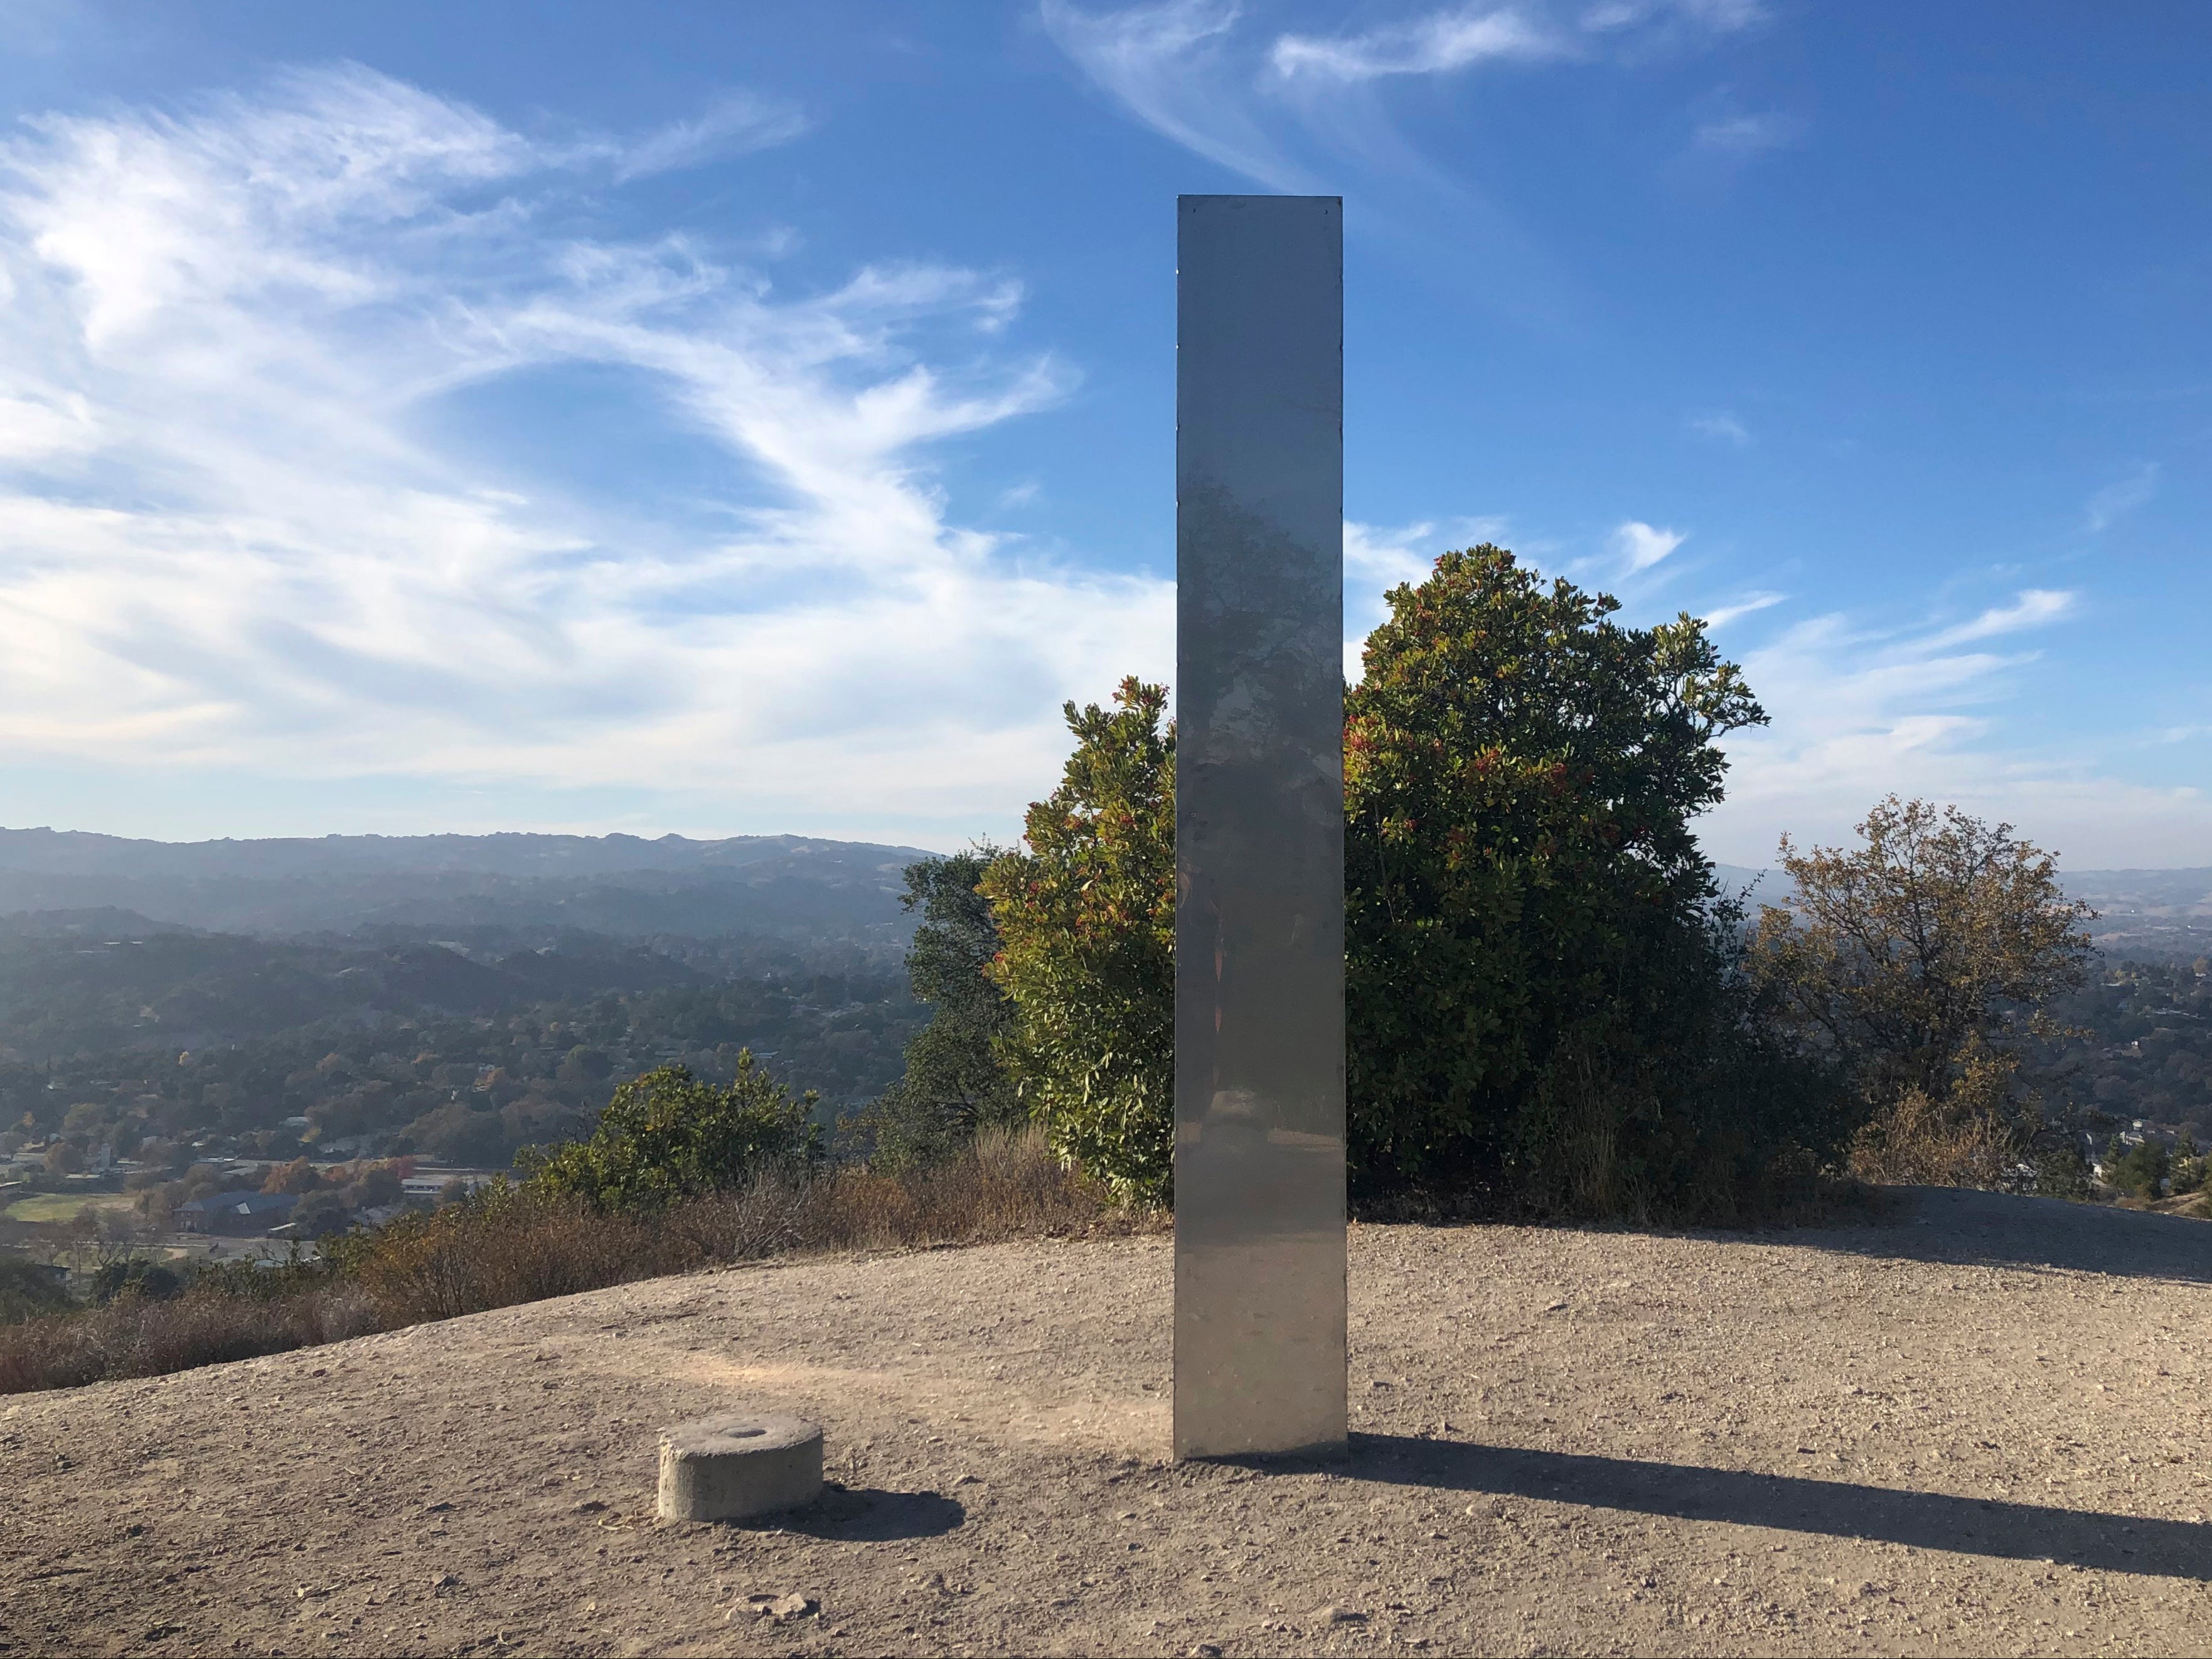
{"left": 1343, "top": 545, "right": 1818, "bottom": 1216}
{"left": 2103, "top": 1136, "right": 2169, "bottom": 1200}
{"left": 557, "top": 1046, "right": 613, "bottom": 1084}
{"left": 290, "top": 1189, "right": 352, "bottom": 1237}
{"left": 2033, "top": 1147, "right": 2093, "bottom": 1200}
{"left": 0, "top": 1255, "right": 73, "bottom": 1324}
{"left": 864, "top": 847, "right": 1023, "bottom": 1168}
{"left": 981, "top": 679, "right": 1175, "bottom": 1203}
{"left": 2170, "top": 1129, "right": 2206, "bottom": 1196}
{"left": 520, "top": 1059, "right": 820, "bottom": 1213}
{"left": 353, "top": 1162, "right": 404, "bottom": 1208}
{"left": 1748, "top": 797, "right": 2095, "bottom": 1185}
{"left": 263, "top": 1156, "right": 322, "bottom": 1196}
{"left": 404, "top": 1102, "right": 511, "bottom": 1168}
{"left": 90, "top": 1257, "right": 183, "bottom": 1304}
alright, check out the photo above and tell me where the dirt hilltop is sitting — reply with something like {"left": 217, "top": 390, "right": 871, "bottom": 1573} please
{"left": 6, "top": 1189, "right": 2211, "bottom": 1658}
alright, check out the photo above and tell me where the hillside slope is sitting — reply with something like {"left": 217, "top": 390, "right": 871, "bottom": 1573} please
{"left": 5, "top": 1188, "right": 2210, "bottom": 1656}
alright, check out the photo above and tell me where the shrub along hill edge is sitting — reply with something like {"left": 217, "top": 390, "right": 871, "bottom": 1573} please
{"left": 0, "top": 1126, "right": 1146, "bottom": 1396}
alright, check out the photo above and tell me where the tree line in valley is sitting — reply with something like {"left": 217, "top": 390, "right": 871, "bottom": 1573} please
{"left": 0, "top": 935, "right": 922, "bottom": 1227}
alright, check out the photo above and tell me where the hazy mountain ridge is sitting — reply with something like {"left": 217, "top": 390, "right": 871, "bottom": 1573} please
{"left": 0, "top": 827, "right": 921, "bottom": 878}
{"left": 0, "top": 828, "right": 937, "bottom": 944}
{"left": 0, "top": 833, "right": 2197, "bottom": 957}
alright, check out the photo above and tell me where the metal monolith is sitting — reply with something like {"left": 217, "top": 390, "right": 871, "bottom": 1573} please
{"left": 1172, "top": 193, "right": 1347, "bottom": 1460}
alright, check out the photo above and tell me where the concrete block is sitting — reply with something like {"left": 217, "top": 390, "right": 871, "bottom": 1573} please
{"left": 656, "top": 1413, "right": 823, "bottom": 1522}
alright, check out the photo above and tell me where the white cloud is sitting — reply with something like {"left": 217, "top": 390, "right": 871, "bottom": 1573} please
{"left": 1694, "top": 585, "right": 2212, "bottom": 868}
{"left": 1613, "top": 519, "right": 1686, "bottom": 571}
{"left": 2084, "top": 462, "right": 2157, "bottom": 533}
{"left": 0, "top": 390, "right": 94, "bottom": 461}
{"left": 1040, "top": 0, "right": 1315, "bottom": 190}
{"left": 1688, "top": 410, "right": 1750, "bottom": 445}
{"left": 1345, "top": 518, "right": 1439, "bottom": 589}
{"left": 601, "top": 94, "right": 808, "bottom": 182}
{"left": 1045, "top": 0, "right": 1768, "bottom": 200}
{"left": 1922, "top": 588, "right": 2075, "bottom": 650}
{"left": 1343, "top": 518, "right": 1438, "bottom": 681}
{"left": 0, "top": 66, "right": 1173, "bottom": 836}
{"left": 1341, "top": 515, "right": 1515, "bottom": 681}
{"left": 1271, "top": 8, "right": 1560, "bottom": 83}
{"left": 1269, "top": 0, "right": 1764, "bottom": 81}
{"left": 1699, "top": 589, "right": 1782, "bottom": 628}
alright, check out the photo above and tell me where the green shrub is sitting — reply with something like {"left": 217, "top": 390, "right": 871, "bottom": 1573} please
{"left": 2034, "top": 1148, "right": 2093, "bottom": 1200}
{"left": 0, "top": 1257, "right": 72, "bottom": 1326}
{"left": 517, "top": 1058, "right": 820, "bottom": 1213}
{"left": 2169, "top": 1129, "right": 2204, "bottom": 1195}
{"left": 1343, "top": 545, "right": 1842, "bottom": 1218}
{"left": 2103, "top": 1137, "right": 2169, "bottom": 1200}
{"left": 90, "top": 1258, "right": 183, "bottom": 1305}
{"left": 981, "top": 679, "right": 1175, "bottom": 1205}
{"left": 1749, "top": 797, "right": 2093, "bottom": 1188}
{"left": 863, "top": 847, "right": 1025, "bottom": 1169}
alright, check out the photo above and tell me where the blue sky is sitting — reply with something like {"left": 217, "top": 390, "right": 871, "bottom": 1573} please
{"left": 0, "top": 1, "right": 2203, "bottom": 866}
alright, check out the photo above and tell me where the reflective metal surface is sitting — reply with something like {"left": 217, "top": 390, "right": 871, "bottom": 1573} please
{"left": 1173, "top": 194, "right": 1347, "bottom": 1461}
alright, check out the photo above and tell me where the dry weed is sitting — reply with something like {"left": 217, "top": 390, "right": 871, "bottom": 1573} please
{"left": 0, "top": 1129, "right": 1139, "bottom": 1395}
{"left": 0, "top": 1284, "right": 377, "bottom": 1394}
{"left": 1847, "top": 1087, "right": 2016, "bottom": 1188}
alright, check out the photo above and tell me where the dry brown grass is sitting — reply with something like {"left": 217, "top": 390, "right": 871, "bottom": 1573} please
{"left": 0, "top": 1283, "right": 380, "bottom": 1395}
{"left": 1846, "top": 1087, "right": 2017, "bottom": 1188}
{"left": 0, "top": 1129, "right": 1148, "bottom": 1395}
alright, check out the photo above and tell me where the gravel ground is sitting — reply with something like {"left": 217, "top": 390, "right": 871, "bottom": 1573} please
{"left": 5, "top": 1187, "right": 2212, "bottom": 1658}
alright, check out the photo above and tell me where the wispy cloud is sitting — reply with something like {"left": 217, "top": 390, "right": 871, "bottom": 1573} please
{"left": 1689, "top": 410, "right": 1750, "bottom": 445}
{"left": 1613, "top": 519, "right": 1687, "bottom": 571}
{"left": 1344, "top": 517, "right": 1440, "bottom": 680}
{"left": 1040, "top": 0, "right": 1315, "bottom": 190}
{"left": 1691, "top": 584, "right": 2207, "bottom": 866}
{"left": 1044, "top": 0, "right": 1768, "bottom": 196}
{"left": 1700, "top": 589, "right": 1783, "bottom": 628}
{"left": 1271, "top": 7, "right": 1560, "bottom": 82}
{"left": 0, "top": 65, "right": 1172, "bottom": 835}
{"left": 1922, "top": 588, "right": 2076, "bottom": 650}
{"left": 2084, "top": 462, "right": 2157, "bottom": 533}
{"left": 1342, "top": 515, "right": 1526, "bottom": 680}
{"left": 1345, "top": 518, "right": 1441, "bottom": 589}
{"left": 599, "top": 94, "right": 808, "bottom": 181}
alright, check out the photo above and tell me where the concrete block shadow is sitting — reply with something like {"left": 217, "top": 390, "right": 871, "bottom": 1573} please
{"left": 1349, "top": 1436, "right": 2210, "bottom": 1580}
{"left": 772, "top": 1484, "right": 965, "bottom": 1542}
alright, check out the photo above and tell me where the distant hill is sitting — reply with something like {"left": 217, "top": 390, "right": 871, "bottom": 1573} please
{"left": 0, "top": 829, "right": 935, "bottom": 947}
{"left": 0, "top": 828, "right": 2198, "bottom": 960}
